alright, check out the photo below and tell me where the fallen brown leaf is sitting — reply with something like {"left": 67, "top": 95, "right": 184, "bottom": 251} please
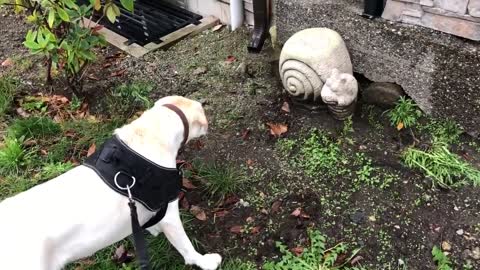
{"left": 1, "top": 58, "right": 13, "bottom": 67}
{"left": 214, "top": 210, "right": 228, "bottom": 218}
{"left": 241, "top": 128, "right": 251, "bottom": 140}
{"left": 212, "top": 24, "right": 224, "bottom": 32}
{"left": 267, "top": 123, "right": 288, "bottom": 137}
{"left": 246, "top": 216, "right": 254, "bottom": 223}
{"left": 251, "top": 226, "right": 261, "bottom": 234}
{"left": 110, "top": 69, "right": 126, "bottom": 77}
{"left": 350, "top": 255, "right": 364, "bottom": 265}
{"left": 290, "top": 246, "right": 304, "bottom": 256}
{"left": 281, "top": 102, "right": 290, "bottom": 113}
{"left": 40, "top": 149, "right": 48, "bottom": 156}
{"left": 190, "top": 205, "right": 207, "bottom": 221}
{"left": 88, "top": 74, "right": 100, "bottom": 81}
{"left": 246, "top": 159, "right": 254, "bottom": 166}
{"left": 182, "top": 178, "right": 197, "bottom": 189}
{"left": 271, "top": 200, "right": 282, "bottom": 213}
{"left": 396, "top": 121, "right": 404, "bottom": 131}
{"left": 16, "top": 107, "right": 30, "bottom": 118}
{"left": 103, "top": 62, "right": 112, "bottom": 68}
{"left": 87, "top": 143, "right": 96, "bottom": 157}
{"left": 229, "top": 225, "right": 243, "bottom": 234}
{"left": 180, "top": 197, "right": 190, "bottom": 209}
{"left": 226, "top": 55, "right": 236, "bottom": 63}
{"left": 291, "top": 208, "right": 302, "bottom": 217}
{"left": 222, "top": 195, "right": 240, "bottom": 207}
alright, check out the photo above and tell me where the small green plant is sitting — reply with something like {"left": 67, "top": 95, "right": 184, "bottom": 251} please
{"left": 108, "top": 82, "right": 154, "bottom": 117}
{"left": 432, "top": 246, "right": 452, "bottom": 270}
{"left": 263, "top": 229, "right": 365, "bottom": 270}
{"left": 69, "top": 94, "right": 82, "bottom": 112}
{"left": 353, "top": 153, "right": 395, "bottom": 189}
{"left": 221, "top": 258, "right": 257, "bottom": 270}
{"left": 298, "top": 130, "right": 342, "bottom": 178}
{"left": 403, "top": 141, "right": 480, "bottom": 188}
{"left": 195, "top": 160, "right": 245, "bottom": 199}
{"left": 0, "top": 76, "right": 17, "bottom": 115}
{"left": 387, "top": 97, "right": 422, "bottom": 130}
{"left": 7, "top": 116, "right": 61, "bottom": 140}
{"left": 276, "top": 138, "right": 297, "bottom": 156}
{"left": 0, "top": 137, "right": 33, "bottom": 175}
{"left": 421, "top": 118, "right": 462, "bottom": 145}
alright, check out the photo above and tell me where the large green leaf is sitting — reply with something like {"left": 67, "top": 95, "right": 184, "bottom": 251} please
{"left": 56, "top": 7, "right": 70, "bottom": 22}
{"left": 62, "top": 0, "right": 78, "bottom": 10}
{"left": 120, "top": 0, "right": 133, "bottom": 12}
{"left": 47, "top": 9, "right": 55, "bottom": 28}
{"left": 105, "top": 4, "right": 118, "bottom": 23}
{"left": 24, "top": 40, "right": 42, "bottom": 50}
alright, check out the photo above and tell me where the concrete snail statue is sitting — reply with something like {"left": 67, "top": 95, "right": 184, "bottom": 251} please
{"left": 279, "top": 28, "right": 358, "bottom": 120}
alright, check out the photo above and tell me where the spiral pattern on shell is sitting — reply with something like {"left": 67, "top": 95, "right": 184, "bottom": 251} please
{"left": 280, "top": 59, "right": 323, "bottom": 101}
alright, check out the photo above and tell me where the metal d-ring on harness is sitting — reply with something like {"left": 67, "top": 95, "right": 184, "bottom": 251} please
{"left": 115, "top": 171, "right": 151, "bottom": 270}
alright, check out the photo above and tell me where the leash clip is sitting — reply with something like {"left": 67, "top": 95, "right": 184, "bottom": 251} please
{"left": 114, "top": 171, "right": 136, "bottom": 200}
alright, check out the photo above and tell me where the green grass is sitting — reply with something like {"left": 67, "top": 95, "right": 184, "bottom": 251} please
{"left": 0, "top": 175, "right": 37, "bottom": 200}
{"left": 221, "top": 258, "right": 257, "bottom": 270}
{"left": 7, "top": 116, "right": 61, "bottom": 140}
{"left": 263, "top": 229, "right": 365, "bottom": 270}
{"left": 387, "top": 97, "right": 422, "bottom": 130}
{"left": 403, "top": 141, "right": 480, "bottom": 188}
{"left": 432, "top": 246, "right": 452, "bottom": 270}
{"left": 37, "top": 162, "right": 74, "bottom": 181}
{"left": 0, "top": 76, "right": 17, "bottom": 115}
{"left": 0, "top": 136, "right": 34, "bottom": 175}
{"left": 194, "top": 160, "right": 246, "bottom": 199}
{"left": 420, "top": 118, "right": 462, "bottom": 145}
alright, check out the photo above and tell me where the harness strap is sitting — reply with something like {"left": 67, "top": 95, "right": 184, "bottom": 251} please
{"left": 129, "top": 201, "right": 151, "bottom": 270}
{"left": 162, "top": 104, "right": 189, "bottom": 148}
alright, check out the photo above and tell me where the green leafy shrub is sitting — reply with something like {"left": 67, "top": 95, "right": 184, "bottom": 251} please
{"left": 263, "top": 229, "right": 365, "bottom": 270}
{"left": 387, "top": 97, "right": 422, "bottom": 130}
{"left": 422, "top": 118, "right": 462, "bottom": 145}
{"left": 432, "top": 246, "right": 452, "bottom": 270}
{"left": 7, "top": 116, "right": 61, "bottom": 140}
{"left": 0, "top": 0, "right": 134, "bottom": 94}
{"left": 0, "top": 76, "right": 17, "bottom": 115}
{"left": 403, "top": 141, "right": 480, "bottom": 188}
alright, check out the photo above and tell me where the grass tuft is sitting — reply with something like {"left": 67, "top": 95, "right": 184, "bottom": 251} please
{"left": 7, "top": 117, "right": 61, "bottom": 140}
{"left": 195, "top": 160, "right": 245, "bottom": 199}
{"left": 0, "top": 136, "right": 33, "bottom": 175}
{"left": 221, "top": 258, "right": 256, "bottom": 270}
{"left": 108, "top": 81, "right": 154, "bottom": 118}
{"left": 387, "top": 97, "right": 422, "bottom": 129}
{"left": 0, "top": 76, "right": 17, "bottom": 115}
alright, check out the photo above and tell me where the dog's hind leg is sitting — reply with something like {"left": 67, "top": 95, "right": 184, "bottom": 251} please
{"left": 147, "top": 199, "right": 222, "bottom": 270}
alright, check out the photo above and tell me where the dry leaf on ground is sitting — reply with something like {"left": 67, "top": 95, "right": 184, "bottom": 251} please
{"left": 267, "top": 123, "right": 288, "bottom": 137}
{"left": 190, "top": 205, "right": 207, "bottom": 221}
{"left": 87, "top": 143, "right": 96, "bottom": 157}
{"left": 281, "top": 102, "right": 290, "bottom": 113}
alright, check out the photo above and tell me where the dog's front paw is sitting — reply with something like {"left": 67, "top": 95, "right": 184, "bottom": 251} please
{"left": 195, "top": 253, "right": 222, "bottom": 270}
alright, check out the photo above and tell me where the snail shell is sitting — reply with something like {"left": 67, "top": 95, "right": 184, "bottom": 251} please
{"left": 279, "top": 59, "right": 324, "bottom": 101}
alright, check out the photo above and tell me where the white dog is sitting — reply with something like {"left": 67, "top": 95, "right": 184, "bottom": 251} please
{"left": 0, "top": 96, "right": 222, "bottom": 270}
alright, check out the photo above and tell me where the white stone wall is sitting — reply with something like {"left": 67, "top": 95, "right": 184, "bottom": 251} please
{"left": 382, "top": 0, "right": 480, "bottom": 40}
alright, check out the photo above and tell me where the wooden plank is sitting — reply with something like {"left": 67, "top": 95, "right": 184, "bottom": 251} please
{"left": 81, "top": 18, "right": 149, "bottom": 58}
{"left": 144, "top": 15, "right": 220, "bottom": 51}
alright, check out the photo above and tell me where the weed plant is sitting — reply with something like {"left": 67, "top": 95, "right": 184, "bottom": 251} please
{"left": 194, "top": 160, "right": 245, "bottom": 199}
{"left": 0, "top": 76, "right": 16, "bottom": 115}
{"left": 7, "top": 117, "right": 61, "bottom": 140}
{"left": 263, "top": 229, "right": 365, "bottom": 270}
{"left": 431, "top": 246, "right": 452, "bottom": 270}
{"left": 387, "top": 97, "right": 422, "bottom": 129}
{"left": 38, "top": 162, "right": 74, "bottom": 181}
{"left": 403, "top": 141, "right": 480, "bottom": 188}
{"left": 420, "top": 118, "right": 462, "bottom": 145}
{"left": 109, "top": 82, "right": 154, "bottom": 117}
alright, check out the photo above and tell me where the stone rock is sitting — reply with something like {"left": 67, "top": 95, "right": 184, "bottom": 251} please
{"left": 434, "top": 0, "right": 469, "bottom": 14}
{"left": 362, "top": 82, "right": 405, "bottom": 108}
{"left": 457, "top": 229, "right": 465, "bottom": 235}
{"left": 276, "top": 0, "right": 480, "bottom": 137}
{"left": 193, "top": 66, "right": 208, "bottom": 75}
{"left": 469, "top": 0, "right": 480, "bottom": 17}
{"left": 349, "top": 210, "right": 366, "bottom": 224}
{"left": 472, "top": 247, "right": 480, "bottom": 260}
{"left": 441, "top": 241, "right": 452, "bottom": 251}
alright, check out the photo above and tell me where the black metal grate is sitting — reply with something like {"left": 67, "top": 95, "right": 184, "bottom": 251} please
{"left": 89, "top": 0, "right": 202, "bottom": 46}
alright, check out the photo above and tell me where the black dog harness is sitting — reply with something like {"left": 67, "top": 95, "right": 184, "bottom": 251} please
{"left": 83, "top": 104, "right": 189, "bottom": 270}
